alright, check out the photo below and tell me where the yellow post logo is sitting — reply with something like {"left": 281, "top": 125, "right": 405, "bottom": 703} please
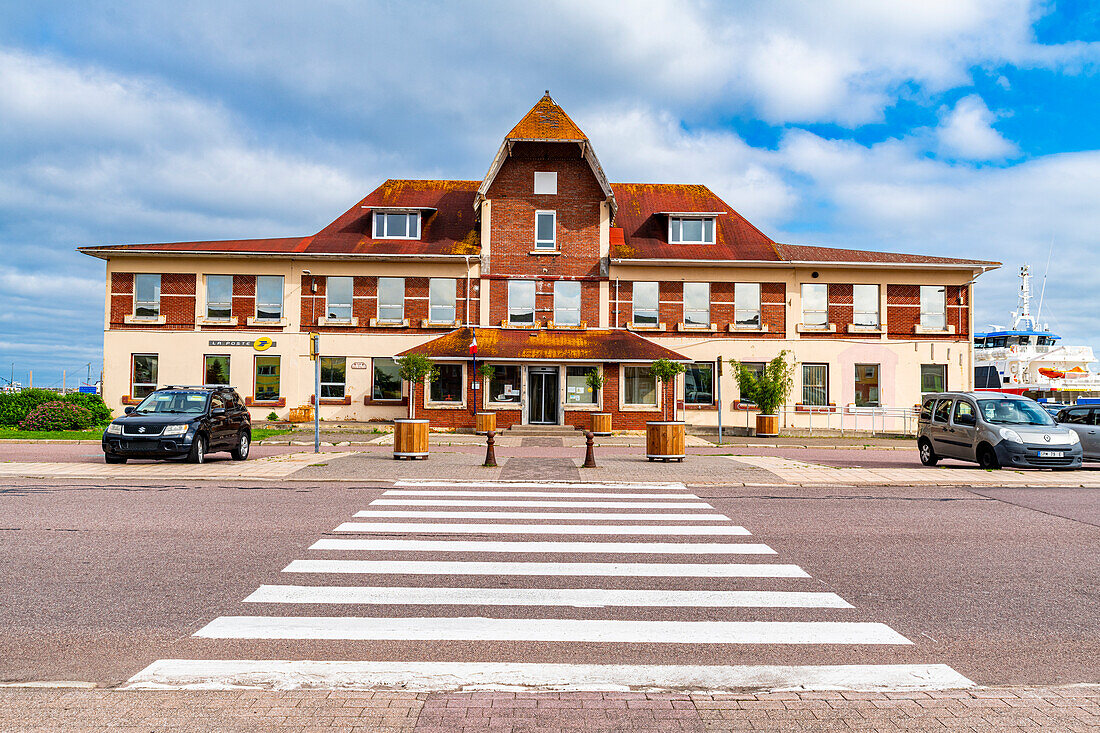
{"left": 253, "top": 337, "right": 274, "bottom": 351}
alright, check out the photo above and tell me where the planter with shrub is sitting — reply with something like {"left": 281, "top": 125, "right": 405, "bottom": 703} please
{"left": 732, "top": 351, "right": 793, "bottom": 437}
{"left": 645, "top": 358, "right": 687, "bottom": 462}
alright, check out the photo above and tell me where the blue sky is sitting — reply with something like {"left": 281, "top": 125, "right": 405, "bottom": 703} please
{"left": 1, "top": 0, "right": 1099, "bottom": 388}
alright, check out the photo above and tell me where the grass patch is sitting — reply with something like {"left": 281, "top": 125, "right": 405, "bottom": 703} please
{"left": 0, "top": 425, "right": 109, "bottom": 440}
{"left": 251, "top": 427, "right": 293, "bottom": 441}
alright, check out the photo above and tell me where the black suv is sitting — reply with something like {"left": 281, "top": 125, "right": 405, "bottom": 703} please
{"left": 102, "top": 386, "right": 252, "bottom": 464}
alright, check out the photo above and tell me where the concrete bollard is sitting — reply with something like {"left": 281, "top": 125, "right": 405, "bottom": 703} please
{"left": 483, "top": 429, "right": 498, "bottom": 468}
{"left": 582, "top": 430, "right": 597, "bottom": 468}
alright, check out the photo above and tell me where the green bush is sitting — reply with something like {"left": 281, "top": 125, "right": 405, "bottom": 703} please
{"left": 63, "top": 393, "right": 111, "bottom": 424}
{"left": 0, "top": 388, "right": 63, "bottom": 426}
{"left": 19, "top": 401, "right": 95, "bottom": 431}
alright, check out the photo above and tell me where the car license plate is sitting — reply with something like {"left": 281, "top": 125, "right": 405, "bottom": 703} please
{"left": 1038, "top": 450, "right": 1064, "bottom": 458}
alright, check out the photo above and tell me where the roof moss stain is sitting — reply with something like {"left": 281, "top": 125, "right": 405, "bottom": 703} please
{"left": 506, "top": 94, "right": 587, "bottom": 141}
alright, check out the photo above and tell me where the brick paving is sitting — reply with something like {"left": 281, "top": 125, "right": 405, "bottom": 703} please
{"left": 2, "top": 687, "right": 1098, "bottom": 732}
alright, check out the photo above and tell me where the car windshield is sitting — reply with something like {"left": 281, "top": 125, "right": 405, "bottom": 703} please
{"left": 133, "top": 391, "right": 208, "bottom": 414}
{"left": 977, "top": 399, "right": 1055, "bottom": 426}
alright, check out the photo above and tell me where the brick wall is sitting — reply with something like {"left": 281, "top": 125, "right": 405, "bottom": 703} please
{"left": 487, "top": 277, "right": 599, "bottom": 327}
{"left": 887, "top": 284, "right": 969, "bottom": 339}
{"left": 109, "top": 272, "right": 195, "bottom": 330}
{"left": 613, "top": 280, "right": 786, "bottom": 336}
{"left": 300, "top": 275, "right": 473, "bottom": 333}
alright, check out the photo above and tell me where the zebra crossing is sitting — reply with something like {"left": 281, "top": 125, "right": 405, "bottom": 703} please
{"left": 124, "top": 479, "right": 973, "bottom": 692}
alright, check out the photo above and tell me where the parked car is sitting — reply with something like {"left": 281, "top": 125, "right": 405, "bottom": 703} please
{"left": 102, "top": 386, "right": 251, "bottom": 464}
{"left": 917, "top": 391, "right": 1082, "bottom": 470}
{"left": 1039, "top": 402, "right": 1069, "bottom": 416}
{"left": 1055, "top": 405, "right": 1100, "bottom": 461}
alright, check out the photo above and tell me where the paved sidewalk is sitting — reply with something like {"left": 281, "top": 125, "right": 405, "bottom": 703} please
{"left": 0, "top": 450, "right": 354, "bottom": 480}
{"left": 2, "top": 686, "right": 1097, "bottom": 732}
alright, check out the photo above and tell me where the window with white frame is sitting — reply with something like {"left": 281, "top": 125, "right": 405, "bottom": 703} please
{"left": 488, "top": 365, "right": 521, "bottom": 403}
{"left": 920, "top": 285, "right": 946, "bottom": 330}
{"left": 508, "top": 280, "right": 536, "bottom": 325}
{"left": 372, "top": 211, "right": 420, "bottom": 239}
{"left": 372, "top": 357, "right": 402, "bottom": 401}
{"left": 853, "top": 284, "right": 879, "bottom": 327}
{"left": 802, "top": 363, "right": 828, "bottom": 406}
{"left": 553, "top": 281, "right": 580, "bottom": 325}
{"left": 326, "top": 276, "right": 353, "bottom": 320}
{"left": 428, "top": 278, "right": 456, "bottom": 323}
{"left": 205, "top": 275, "right": 233, "bottom": 320}
{"left": 255, "top": 276, "right": 283, "bottom": 320}
{"left": 377, "top": 277, "right": 404, "bottom": 323}
{"left": 801, "top": 283, "right": 828, "bottom": 326}
{"left": 429, "top": 364, "right": 463, "bottom": 402}
{"left": 131, "top": 354, "right": 158, "bottom": 398}
{"left": 134, "top": 274, "right": 161, "bottom": 318}
{"left": 534, "top": 171, "right": 557, "bottom": 195}
{"left": 669, "top": 216, "right": 715, "bottom": 244}
{"left": 734, "top": 282, "right": 761, "bottom": 327}
{"left": 535, "top": 210, "right": 556, "bottom": 249}
{"left": 320, "top": 357, "right": 346, "bottom": 398}
{"left": 683, "top": 282, "right": 710, "bottom": 327}
{"left": 566, "top": 366, "right": 597, "bottom": 404}
{"left": 632, "top": 281, "right": 659, "bottom": 326}
{"left": 623, "top": 365, "right": 658, "bottom": 406}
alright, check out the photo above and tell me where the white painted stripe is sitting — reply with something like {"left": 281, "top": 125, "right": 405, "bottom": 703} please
{"left": 352, "top": 510, "right": 728, "bottom": 521}
{"left": 243, "top": 585, "right": 852, "bottom": 608}
{"left": 309, "top": 539, "right": 774, "bottom": 554}
{"left": 384, "top": 490, "right": 701, "bottom": 499}
{"left": 124, "top": 660, "right": 972, "bottom": 692}
{"left": 394, "top": 480, "right": 687, "bottom": 490}
{"left": 282, "top": 559, "right": 808, "bottom": 578}
{"left": 370, "top": 499, "right": 714, "bottom": 509}
{"left": 334, "top": 523, "right": 751, "bottom": 535}
{"left": 194, "top": 617, "right": 911, "bottom": 644}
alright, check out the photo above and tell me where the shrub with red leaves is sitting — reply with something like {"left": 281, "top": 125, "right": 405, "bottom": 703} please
{"left": 18, "top": 401, "right": 95, "bottom": 431}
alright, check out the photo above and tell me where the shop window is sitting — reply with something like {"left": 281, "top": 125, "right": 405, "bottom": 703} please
{"left": 669, "top": 216, "right": 715, "bottom": 244}
{"left": 921, "top": 364, "right": 947, "bottom": 393}
{"left": 623, "top": 365, "right": 657, "bottom": 406}
{"left": 429, "top": 363, "right": 463, "bottom": 403}
{"left": 854, "top": 363, "right": 879, "bottom": 406}
{"left": 131, "top": 354, "right": 158, "bottom": 398}
{"left": 373, "top": 211, "right": 420, "bottom": 239}
{"left": 256, "top": 276, "right": 283, "bottom": 320}
{"left": 566, "top": 366, "right": 597, "bottom": 404}
{"left": 734, "top": 283, "right": 760, "bottom": 327}
{"left": 853, "top": 284, "right": 879, "bottom": 327}
{"left": 134, "top": 274, "right": 161, "bottom": 318}
{"left": 553, "top": 281, "right": 580, "bottom": 325}
{"left": 320, "top": 357, "right": 346, "bottom": 398}
{"left": 632, "top": 282, "right": 658, "bottom": 325}
{"left": 802, "top": 363, "right": 828, "bottom": 405}
{"left": 372, "top": 357, "right": 402, "bottom": 400}
{"left": 920, "top": 286, "right": 946, "bottom": 330}
{"left": 326, "top": 277, "right": 353, "bottom": 321}
{"left": 204, "top": 355, "right": 230, "bottom": 386}
{"left": 377, "top": 277, "right": 404, "bottom": 323}
{"left": 801, "top": 283, "right": 828, "bottom": 326}
{"left": 535, "top": 210, "right": 556, "bottom": 249}
{"left": 683, "top": 283, "right": 710, "bottom": 327}
{"left": 736, "top": 361, "right": 765, "bottom": 405}
{"left": 254, "top": 356, "right": 280, "bottom": 401}
{"left": 508, "top": 280, "right": 536, "bottom": 325}
{"left": 205, "top": 275, "right": 233, "bottom": 320}
{"left": 488, "top": 365, "right": 521, "bottom": 403}
{"left": 685, "top": 362, "right": 714, "bottom": 405}
{"left": 429, "top": 278, "right": 456, "bottom": 323}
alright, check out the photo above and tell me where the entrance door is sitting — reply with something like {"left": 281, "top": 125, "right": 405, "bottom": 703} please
{"left": 527, "top": 367, "right": 559, "bottom": 424}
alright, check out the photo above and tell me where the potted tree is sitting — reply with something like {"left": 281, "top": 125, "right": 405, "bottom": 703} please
{"left": 587, "top": 368, "right": 611, "bottom": 435}
{"left": 394, "top": 354, "right": 437, "bottom": 459}
{"left": 732, "top": 351, "right": 792, "bottom": 437}
{"left": 645, "top": 358, "right": 687, "bottom": 462}
{"left": 475, "top": 363, "right": 496, "bottom": 434}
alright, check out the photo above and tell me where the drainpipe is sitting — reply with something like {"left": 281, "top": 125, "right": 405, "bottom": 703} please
{"left": 614, "top": 278, "right": 620, "bottom": 329}
{"left": 463, "top": 255, "right": 472, "bottom": 326}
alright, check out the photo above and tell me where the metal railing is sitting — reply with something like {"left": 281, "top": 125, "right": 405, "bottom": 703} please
{"left": 735, "top": 405, "right": 921, "bottom": 436}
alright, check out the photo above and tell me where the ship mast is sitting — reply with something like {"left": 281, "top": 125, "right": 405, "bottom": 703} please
{"left": 1012, "top": 265, "right": 1034, "bottom": 331}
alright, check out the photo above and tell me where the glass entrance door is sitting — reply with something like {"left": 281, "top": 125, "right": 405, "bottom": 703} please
{"left": 527, "top": 367, "right": 559, "bottom": 424}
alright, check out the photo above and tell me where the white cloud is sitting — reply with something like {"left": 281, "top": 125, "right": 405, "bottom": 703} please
{"left": 0, "top": 265, "right": 101, "bottom": 302}
{"left": 937, "top": 94, "right": 1018, "bottom": 160}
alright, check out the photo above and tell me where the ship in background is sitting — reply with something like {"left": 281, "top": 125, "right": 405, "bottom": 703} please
{"left": 974, "top": 265, "right": 1100, "bottom": 402}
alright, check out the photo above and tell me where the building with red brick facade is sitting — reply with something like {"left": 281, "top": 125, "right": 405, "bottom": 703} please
{"left": 81, "top": 94, "right": 998, "bottom": 432}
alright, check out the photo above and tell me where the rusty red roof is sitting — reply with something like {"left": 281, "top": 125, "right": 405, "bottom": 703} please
{"left": 399, "top": 327, "right": 688, "bottom": 362}
{"left": 610, "top": 183, "right": 782, "bottom": 262}
{"left": 506, "top": 93, "right": 587, "bottom": 141}
{"left": 79, "top": 237, "right": 306, "bottom": 256}
{"left": 773, "top": 243, "right": 1000, "bottom": 267}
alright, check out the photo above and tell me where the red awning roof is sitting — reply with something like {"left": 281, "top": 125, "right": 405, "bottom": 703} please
{"left": 399, "top": 327, "right": 688, "bottom": 362}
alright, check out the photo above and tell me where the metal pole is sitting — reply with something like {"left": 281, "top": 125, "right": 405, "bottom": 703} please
{"left": 314, "top": 336, "right": 321, "bottom": 454}
{"left": 716, "top": 357, "right": 723, "bottom": 445}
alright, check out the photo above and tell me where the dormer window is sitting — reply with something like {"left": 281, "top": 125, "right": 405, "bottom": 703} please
{"left": 372, "top": 210, "right": 421, "bottom": 239}
{"left": 669, "top": 216, "right": 715, "bottom": 244}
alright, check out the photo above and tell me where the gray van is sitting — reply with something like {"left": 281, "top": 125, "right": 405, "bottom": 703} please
{"left": 1055, "top": 405, "right": 1100, "bottom": 461}
{"left": 917, "top": 391, "right": 1082, "bottom": 470}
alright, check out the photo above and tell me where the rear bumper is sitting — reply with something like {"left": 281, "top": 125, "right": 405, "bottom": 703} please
{"left": 994, "top": 441, "right": 1083, "bottom": 468}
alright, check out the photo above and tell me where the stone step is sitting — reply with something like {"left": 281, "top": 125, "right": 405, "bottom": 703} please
{"left": 503, "top": 425, "right": 580, "bottom": 436}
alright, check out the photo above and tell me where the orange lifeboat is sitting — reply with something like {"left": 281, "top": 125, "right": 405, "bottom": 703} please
{"left": 1039, "top": 367, "right": 1066, "bottom": 379}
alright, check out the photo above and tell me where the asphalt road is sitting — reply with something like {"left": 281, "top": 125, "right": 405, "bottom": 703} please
{"left": 0, "top": 477, "right": 1096, "bottom": 689}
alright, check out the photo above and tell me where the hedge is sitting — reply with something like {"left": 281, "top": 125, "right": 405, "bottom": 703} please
{"left": 0, "top": 390, "right": 112, "bottom": 427}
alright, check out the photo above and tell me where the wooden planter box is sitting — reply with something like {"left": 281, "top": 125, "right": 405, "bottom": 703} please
{"left": 393, "top": 418, "right": 429, "bottom": 460}
{"left": 646, "top": 421, "right": 685, "bottom": 462}
{"left": 475, "top": 412, "right": 496, "bottom": 435}
{"left": 591, "top": 413, "right": 612, "bottom": 435}
{"left": 755, "top": 414, "right": 780, "bottom": 437}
